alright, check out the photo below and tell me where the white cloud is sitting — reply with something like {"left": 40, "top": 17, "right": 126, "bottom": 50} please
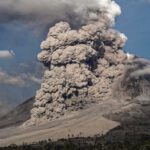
{"left": 29, "top": 76, "right": 42, "bottom": 84}
{"left": 0, "top": 70, "right": 25, "bottom": 86}
{"left": 20, "top": 73, "right": 42, "bottom": 84}
{"left": 0, "top": 68, "right": 42, "bottom": 86}
{"left": 0, "top": 50, "right": 15, "bottom": 59}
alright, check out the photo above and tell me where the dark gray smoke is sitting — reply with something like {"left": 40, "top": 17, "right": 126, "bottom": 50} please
{"left": 0, "top": 0, "right": 121, "bottom": 29}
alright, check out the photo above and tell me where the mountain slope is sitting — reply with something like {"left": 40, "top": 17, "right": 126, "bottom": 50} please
{"left": 0, "top": 58, "right": 150, "bottom": 146}
{"left": 0, "top": 97, "right": 34, "bottom": 129}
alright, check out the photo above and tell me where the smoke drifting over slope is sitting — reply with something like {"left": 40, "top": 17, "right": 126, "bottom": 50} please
{"left": 0, "top": 0, "right": 121, "bottom": 28}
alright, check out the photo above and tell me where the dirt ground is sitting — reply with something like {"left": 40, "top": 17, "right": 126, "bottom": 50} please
{"left": 0, "top": 104, "right": 119, "bottom": 146}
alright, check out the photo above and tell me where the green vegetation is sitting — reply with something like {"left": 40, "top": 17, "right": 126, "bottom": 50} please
{"left": 0, "top": 133, "right": 150, "bottom": 150}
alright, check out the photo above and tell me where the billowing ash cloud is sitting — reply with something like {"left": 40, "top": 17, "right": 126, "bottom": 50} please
{"left": 0, "top": 0, "right": 121, "bottom": 28}
{"left": 0, "top": 50, "right": 15, "bottom": 59}
{"left": 22, "top": 0, "right": 131, "bottom": 126}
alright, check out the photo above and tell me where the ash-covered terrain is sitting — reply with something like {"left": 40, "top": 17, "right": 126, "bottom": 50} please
{"left": 0, "top": 0, "right": 150, "bottom": 147}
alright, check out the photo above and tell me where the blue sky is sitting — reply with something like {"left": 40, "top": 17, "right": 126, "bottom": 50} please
{"left": 0, "top": 0, "right": 150, "bottom": 107}
{"left": 116, "top": 0, "right": 150, "bottom": 59}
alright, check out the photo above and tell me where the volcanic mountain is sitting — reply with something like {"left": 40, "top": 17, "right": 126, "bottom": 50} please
{"left": 0, "top": 0, "right": 150, "bottom": 146}
{"left": 0, "top": 23, "right": 149, "bottom": 145}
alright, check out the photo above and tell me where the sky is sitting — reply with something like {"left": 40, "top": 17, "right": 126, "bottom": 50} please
{"left": 0, "top": 0, "right": 150, "bottom": 109}
{"left": 116, "top": 0, "right": 150, "bottom": 59}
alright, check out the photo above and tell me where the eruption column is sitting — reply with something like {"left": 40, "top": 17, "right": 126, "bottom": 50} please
{"left": 25, "top": 0, "right": 129, "bottom": 125}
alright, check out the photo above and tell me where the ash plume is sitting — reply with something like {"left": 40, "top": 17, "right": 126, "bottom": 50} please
{"left": 0, "top": 0, "right": 121, "bottom": 29}
{"left": 21, "top": 0, "right": 132, "bottom": 126}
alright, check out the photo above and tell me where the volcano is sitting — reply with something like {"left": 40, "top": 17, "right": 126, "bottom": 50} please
{"left": 0, "top": 0, "right": 150, "bottom": 147}
{"left": 0, "top": 31, "right": 149, "bottom": 146}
